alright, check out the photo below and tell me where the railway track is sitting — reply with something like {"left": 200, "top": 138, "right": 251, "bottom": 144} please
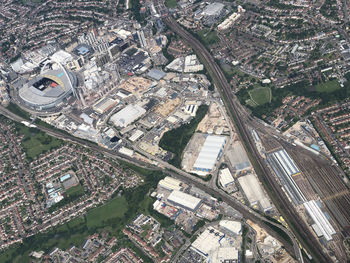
{"left": 162, "top": 15, "right": 332, "bottom": 262}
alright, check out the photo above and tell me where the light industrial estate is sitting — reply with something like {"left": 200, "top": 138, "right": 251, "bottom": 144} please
{"left": 0, "top": 0, "right": 350, "bottom": 261}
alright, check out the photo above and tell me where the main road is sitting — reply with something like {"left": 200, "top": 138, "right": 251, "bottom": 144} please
{"left": 0, "top": 104, "right": 303, "bottom": 261}
{"left": 160, "top": 12, "right": 332, "bottom": 263}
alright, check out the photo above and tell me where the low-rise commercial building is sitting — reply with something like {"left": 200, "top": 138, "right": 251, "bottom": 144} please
{"left": 167, "top": 190, "right": 202, "bottom": 211}
{"left": 238, "top": 174, "right": 272, "bottom": 212}
{"left": 110, "top": 104, "right": 146, "bottom": 128}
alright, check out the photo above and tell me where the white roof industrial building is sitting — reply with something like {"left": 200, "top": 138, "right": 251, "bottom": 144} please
{"left": 219, "top": 220, "right": 241, "bottom": 236}
{"left": 267, "top": 149, "right": 306, "bottom": 205}
{"left": 93, "top": 97, "right": 118, "bottom": 114}
{"left": 219, "top": 168, "right": 234, "bottom": 187}
{"left": 167, "top": 190, "right": 202, "bottom": 211}
{"left": 193, "top": 135, "right": 226, "bottom": 173}
{"left": 303, "top": 200, "right": 336, "bottom": 241}
{"left": 202, "top": 2, "right": 225, "bottom": 16}
{"left": 214, "top": 247, "right": 239, "bottom": 263}
{"left": 191, "top": 227, "right": 225, "bottom": 257}
{"left": 110, "top": 104, "right": 146, "bottom": 128}
{"left": 226, "top": 141, "right": 251, "bottom": 171}
{"left": 158, "top": 177, "right": 183, "bottom": 191}
{"left": 129, "top": 129, "right": 144, "bottom": 142}
{"left": 238, "top": 174, "right": 272, "bottom": 212}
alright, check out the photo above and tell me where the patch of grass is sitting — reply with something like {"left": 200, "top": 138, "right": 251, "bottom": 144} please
{"left": 246, "top": 99, "right": 257, "bottom": 107}
{"left": 197, "top": 29, "right": 219, "bottom": 46}
{"left": 14, "top": 123, "right": 64, "bottom": 161}
{"left": 164, "top": 0, "right": 177, "bottom": 8}
{"left": 315, "top": 79, "right": 340, "bottom": 93}
{"left": 6, "top": 102, "right": 31, "bottom": 120}
{"left": 65, "top": 184, "right": 84, "bottom": 198}
{"left": 86, "top": 197, "right": 128, "bottom": 229}
{"left": 249, "top": 87, "right": 271, "bottom": 106}
{"left": 159, "top": 105, "right": 208, "bottom": 167}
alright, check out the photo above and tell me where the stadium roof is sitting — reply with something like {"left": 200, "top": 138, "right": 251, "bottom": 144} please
{"left": 19, "top": 69, "right": 76, "bottom": 108}
{"left": 193, "top": 135, "right": 226, "bottom": 171}
{"left": 167, "top": 190, "right": 201, "bottom": 211}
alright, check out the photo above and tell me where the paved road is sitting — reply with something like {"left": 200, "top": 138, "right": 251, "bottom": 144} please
{"left": 159, "top": 10, "right": 333, "bottom": 263}
{"left": 0, "top": 104, "right": 302, "bottom": 261}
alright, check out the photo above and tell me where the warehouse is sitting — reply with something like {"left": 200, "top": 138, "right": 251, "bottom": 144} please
{"left": 219, "top": 168, "right": 234, "bottom": 187}
{"left": 167, "top": 190, "right": 202, "bottom": 211}
{"left": 128, "top": 129, "right": 144, "bottom": 142}
{"left": 219, "top": 220, "right": 241, "bottom": 236}
{"left": 238, "top": 174, "right": 272, "bottom": 212}
{"left": 202, "top": 2, "right": 225, "bottom": 16}
{"left": 267, "top": 149, "right": 306, "bottom": 205}
{"left": 147, "top": 69, "right": 166, "bottom": 80}
{"left": 110, "top": 104, "right": 146, "bottom": 128}
{"left": 226, "top": 141, "right": 251, "bottom": 172}
{"left": 158, "top": 176, "right": 183, "bottom": 191}
{"left": 191, "top": 227, "right": 225, "bottom": 257}
{"left": 93, "top": 97, "right": 118, "bottom": 114}
{"left": 193, "top": 135, "right": 226, "bottom": 174}
{"left": 303, "top": 200, "right": 336, "bottom": 241}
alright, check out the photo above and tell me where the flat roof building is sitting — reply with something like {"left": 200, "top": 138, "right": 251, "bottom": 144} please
{"left": 202, "top": 2, "right": 225, "bottom": 16}
{"left": 110, "top": 104, "right": 146, "bottom": 128}
{"left": 93, "top": 97, "right": 118, "bottom": 114}
{"left": 219, "top": 168, "right": 234, "bottom": 187}
{"left": 303, "top": 200, "right": 336, "bottom": 241}
{"left": 238, "top": 174, "right": 272, "bottom": 212}
{"left": 193, "top": 135, "right": 226, "bottom": 174}
{"left": 219, "top": 220, "right": 241, "bottom": 236}
{"left": 191, "top": 227, "right": 225, "bottom": 257}
{"left": 226, "top": 141, "right": 250, "bottom": 171}
{"left": 167, "top": 190, "right": 202, "bottom": 211}
{"left": 216, "top": 247, "right": 239, "bottom": 262}
{"left": 129, "top": 129, "right": 144, "bottom": 142}
{"left": 158, "top": 176, "right": 183, "bottom": 191}
{"left": 267, "top": 149, "right": 306, "bottom": 205}
{"left": 147, "top": 69, "right": 166, "bottom": 80}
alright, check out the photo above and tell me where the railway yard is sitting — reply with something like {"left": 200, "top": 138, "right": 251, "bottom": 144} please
{"left": 258, "top": 134, "right": 350, "bottom": 262}
{"left": 1, "top": 0, "right": 350, "bottom": 261}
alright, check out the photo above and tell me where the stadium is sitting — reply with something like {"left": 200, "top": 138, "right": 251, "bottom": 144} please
{"left": 18, "top": 68, "right": 77, "bottom": 111}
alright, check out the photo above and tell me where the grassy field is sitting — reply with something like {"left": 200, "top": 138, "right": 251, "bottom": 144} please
{"left": 164, "top": 0, "right": 177, "bottom": 8}
{"left": 248, "top": 87, "right": 272, "bottom": 106}
{"left": 6, "top": 102, "right": 31, "bottom": 120}
{"left": 14, "top": 123, "right": 64, "bottom": 161}
{"left": 86, "top": 197, "right": 128, "bottom": 229}
{"left": 315, "top": 79, "right": 341, "bottom": 93}
{"left": 65, "top": 184, "right": 84, "bottom": 198}
{"left": 197, "top": 29, "right": 220, "bottom": 46}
